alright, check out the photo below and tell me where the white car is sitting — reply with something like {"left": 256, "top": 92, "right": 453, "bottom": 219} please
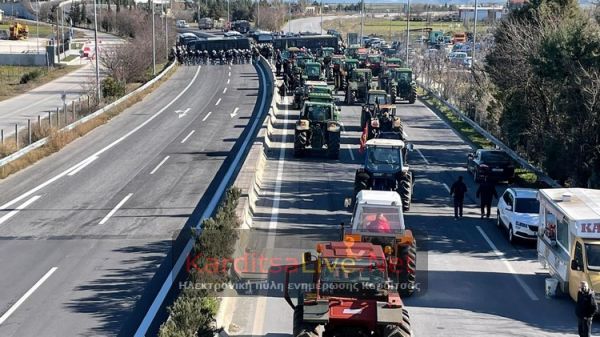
{"left": 497, "top": 188, "right": 540, "bottom": 243}
{"left": 176, "top": 20, "right": 189, "bottom": 29}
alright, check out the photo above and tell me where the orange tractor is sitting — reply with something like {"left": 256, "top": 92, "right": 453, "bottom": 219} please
{"left": 9, "top": 21, "right": 29, "bottom": 40}
{"left": 284, "top": 241, "right": 413, "bottom": 337}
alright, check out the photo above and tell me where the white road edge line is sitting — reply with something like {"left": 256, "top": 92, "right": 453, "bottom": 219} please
{"left": 253, "top": 92, "right": 289, "bottom": 337}
{"left": 476, "top": 225, "right": 540, "bottom": 301}
{"left": 0, "top": 267, "right": 58, "bottom": 325}
{"left": 150, "top": 156, "right": 170, "bottom": 175}
{"left": 416, "top": 148, "right": 429, "bottom": 165}
{"left": 0, "top": 66, "right": 202, "bottom": 212}
{"left": 0, "top": 195, "right": 42, "bottom": 225}
{"left": 223, "top": 87, "right": 227, "bottom": 94}
{"left": 99, "top": 193, "right": 133, "bottom": 225}
{"left": 67, "top": 156, "right": 99, "bottom": 176}
{"left": 215, "top": 98, "right": 222, "bottom": 106}
{"left": 180, "top": 130, "right": 196, "bottom": 144}
{"left": 134, "top": 60, "right": 269, "bottom": 337}
{"left": 202, "top": 111, "right": 212, "bottom": 122}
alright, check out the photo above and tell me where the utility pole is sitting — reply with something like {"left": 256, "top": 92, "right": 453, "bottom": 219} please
{"left": 320, "top": 0, "right": 323, "bottom": 35}
{"left": 93, "top": 0, "right": 100, "bottom": 102}
{"left": 227, "top": 0, "right": 230, "bottom": 30}
{"left": 257, "top": 0, "right": 260, "bottom": 29}
{"left": 472, "top": 0, "right": 478, "bottom": 67}
{"left": 165, "top": 2, "right": 168, "bottom": 58}
{"left": 387, "top": 9, "right": 391, "bottom": 42}
{"left": 405, "top": 0, "right": 410, "bottom": 65}
{"left": 288, "top": 1, "right": 291, "bottom": 32}
{"left": 360, "top": 0, "right": 364, "bottom": 45}
{"left": 36, "top": 0, "right": 39, "bottom": 53}
{"left": 152, "top": 0, "right": 156, "bottom": 76}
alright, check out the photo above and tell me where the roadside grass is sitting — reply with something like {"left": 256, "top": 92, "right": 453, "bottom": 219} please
{"left": 0, "top": 62, "right": 178, "bottom": 179}
{"left": 0, "top": 22, "right": 54, "bottom": 38}
{"left": 159, "top": 187, "right": 241, "bottom": 337}
{"left": 323, "top": 18, "right": 490, "bottom": 40}
{"left": 0, "top": 65, "right": 82, "bottom": 101}
{"left": 417, "top": 88, "right": 549, "bottom": 188}
{"left": 61, "top": 54, "right": 79, "bottom": 62}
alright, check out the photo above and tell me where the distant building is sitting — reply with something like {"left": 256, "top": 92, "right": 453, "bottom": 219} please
{"left": 458, "top": 5, "right": 506, "bottom": 22}
{"left": 304, "top": 6, "right": 321, "bottom": 15}
{"left": 0, "top": 9, "right": 3, "bottom": 23}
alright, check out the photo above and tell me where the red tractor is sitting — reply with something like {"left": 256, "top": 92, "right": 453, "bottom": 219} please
{"left": 284, "top": 241, "right": 413, "bottom": 337}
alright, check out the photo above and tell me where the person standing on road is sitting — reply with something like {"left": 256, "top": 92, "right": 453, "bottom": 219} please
{"left": 450, "top": 176, "right": 467, "bottom": 220}
{"left": 476, "top": 176, "right": 498, "bottom": 219}
{"left": 576, "top": 281, "right": 597, "bottom": 337}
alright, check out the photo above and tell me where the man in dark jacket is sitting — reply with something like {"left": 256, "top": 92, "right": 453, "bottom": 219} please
{"left": 476, "top": 176, "right": 498, "bottom": 219}
{"left": 576, "top": 281, "right": 597, "bottom": 337}
{"left": 450, "top": 176, "right": 467, "bottom": 220}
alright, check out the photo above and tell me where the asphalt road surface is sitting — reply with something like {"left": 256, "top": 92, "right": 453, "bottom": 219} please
{"left": 222, "top": 85, "right": 591, "bottom": 336}
{"left": 0, "top": 62, "right": 260, "bottom": 336}
{"left": 0, "top": 28, "right": 120, "bottom": 137}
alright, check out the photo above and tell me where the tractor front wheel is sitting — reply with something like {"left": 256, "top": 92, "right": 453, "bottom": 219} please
{"left": 327, "top": 131, "right": 341, "bottom": 159}
{"left": 408, "top": 85, "right": 417, "bottom": 104}
{"left": 396, "top": 240, "right": 417, "bottom": 297}
{"left": 294, "top": 131, "right": 307, "bottom": 158}
{"left": 382, "top": 322, "right": 412, "bottom": 337}
{"left": 397, "top": 172, "right": 413, "bottom": 212}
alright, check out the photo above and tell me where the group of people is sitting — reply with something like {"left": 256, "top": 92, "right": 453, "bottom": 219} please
{"left": 172, "top": 46, "right": 256, "bottom": 66}
{"left": 449, "top": 175, "right": 499, "bottom": 220}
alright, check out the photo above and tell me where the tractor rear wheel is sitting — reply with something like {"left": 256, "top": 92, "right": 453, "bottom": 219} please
{"left": 327, "top": 131, "right": 340, "bottom": 159}
{"left": 294, "top": 131, "right": 306, "bottom": 158}
{"left": 293, "top": 305, "right": 318, "bottom": 337}
{"left": 382, "top": 322, "right": 412, "bottom": 337}
{"left": 408, "top": 85, "right": 417, "bottom": 104}
{"left": 391, "top": 86, "right": 397, "bottom": 103}
{"left": 397, "top": 172, "right": 413, "bottom": 212}
{"left": 397, "top": 240, "right": 417, "bottom": 297}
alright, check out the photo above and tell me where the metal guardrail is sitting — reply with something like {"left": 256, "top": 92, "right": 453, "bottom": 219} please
{"left": 0, "top": 61, "right": 177, "bottom": 169}
{"left": 418, "top": 81, "right": 560, "bottom": 188}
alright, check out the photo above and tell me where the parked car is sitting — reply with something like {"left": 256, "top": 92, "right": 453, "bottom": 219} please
{"left": 464, "top": 56, "right": 473, "bottom": 68}
{"left": 176, "top": 20, "right": 189, "bottom": 29}
{"left": 448, "top": 51, "right": 468, "bottom": 67}
{"left": 467, "top": 149, "right": 515, "bottom": 182}
{"left": 224, "top": 30, "right": 243, "bottom": 38}
{"left": 497, "top": 188, "right": 540, "bottom": 243}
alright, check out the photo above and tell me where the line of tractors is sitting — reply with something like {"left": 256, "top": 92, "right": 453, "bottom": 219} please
{"left": 277, "top": 45, "right": 419, "bottom": 337}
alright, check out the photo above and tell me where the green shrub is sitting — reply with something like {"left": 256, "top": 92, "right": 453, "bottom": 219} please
{"left": 158, "top": 187, "right": 241, "bottom": 337}
{"left": 19, "top": 69, "right": 43, "bottom": 84}
{"left": 101, "top": 76, "right": 126, "bottom": 98}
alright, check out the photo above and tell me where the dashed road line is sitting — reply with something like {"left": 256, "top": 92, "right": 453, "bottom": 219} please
{"left": 150, "top": 156, "right": 170, "bottom": 175}
{"left": 181, "top": 130, "right": 195, "bottom": 144}
{"left": 0, "top": 195, "right": 41, "bottom": 225}
{"left": 216, "top": 98, "right": 222, "bottom": 106}
{"left": 99, "top": 193, "right": 133, "bottom": 225}
{"left": 203, "top": 111, "right": 212, "bottom": 121}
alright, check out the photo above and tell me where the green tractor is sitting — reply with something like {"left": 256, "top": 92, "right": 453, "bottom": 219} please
{"left": 293, "top": 80, "right": 330, "bottom": 110}
{"left": 303, "top": 62, "right": 324, "bottom": 81}
{"left": 307, "top": 92, "right": 341, "bottom": 116}
{"left": 389, "top": 68, "right": 417, "bottom": 104}
{"left": 294, "top": 101, "right": 341, "bottom": 159}
{"left": 345, "top": 68, "right": 377, "bottom": 105}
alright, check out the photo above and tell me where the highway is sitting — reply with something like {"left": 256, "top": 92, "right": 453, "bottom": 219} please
{"left": 0, "top": 62, "right": 261, "bottom": 336}
{"left": 224, "top": 87, "right": 591, "bottom": 336}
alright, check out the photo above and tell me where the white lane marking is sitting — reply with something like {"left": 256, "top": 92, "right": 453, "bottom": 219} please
{"left": 230, "top": 107, "right": 239, "bottom": 118}
{"left": 215, "top": 98, "right": 222, "bottom": 106}
{"left": 202, "top": 111, "right": 212, "bottom": 122}
{"left": 0, "top": 66, "right": 202, "bottom": 212}
{"left": 416, "top": 148, "right": 429, "bottom": 165}
{"left": 150, "top": 156, "right": 170, "bottom": 175}
{"left": 134, "top": 62, "right": 269, "bottom": 337}
{"left": 228, "top": 71, "right": 231, "bottom": 77}
{"left": 0, "top": 267, "right": 58, "bottom": 325}
{"left": 99, "top": 193, "right": 133, "bottom": 225}
{"left": 339, "top": 122, "right": 355, "bottom": 161}
{"left": 176, "top": 108, "right": 190, "bottom": 119}
{"left": 180, "top": 130, "right": 195, "bottom": 144}
{"left": 476, "top": 225, "right": 540, "bottom": 301}
{"left": 67, "top": 156, "right": 98, "bottom": 176}
{"left": 227, "top": 78, "right": 230, "bottom": 84}
{"left": 223, "top": 87, "right": 227, "bottom": 94}
{"left": 443, "top": 183, "right": 451, "bottom": 193}
{"left": 0, "top": 195, "right": 42, "bottom": 225}
{"left": 228, "top": 65, "right": 231, "bottom": 70}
